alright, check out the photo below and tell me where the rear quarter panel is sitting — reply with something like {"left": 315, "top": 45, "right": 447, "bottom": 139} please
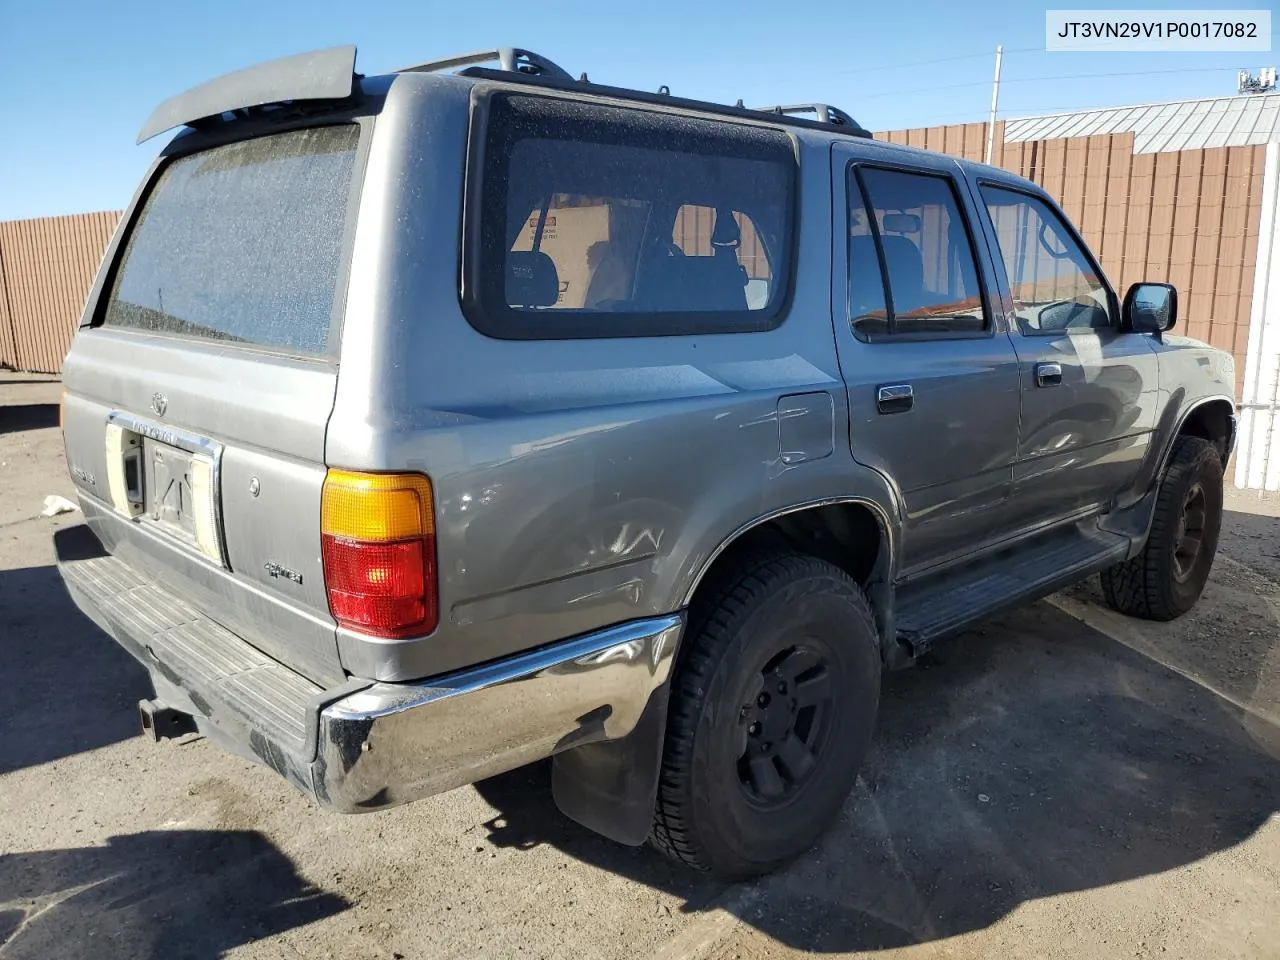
{"left": 328, "top": 78, "right": 900, "bottom": 681}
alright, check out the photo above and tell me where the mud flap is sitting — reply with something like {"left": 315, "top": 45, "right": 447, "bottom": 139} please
{"left": 550, "top": 681, "right": 671, "bottom": 846}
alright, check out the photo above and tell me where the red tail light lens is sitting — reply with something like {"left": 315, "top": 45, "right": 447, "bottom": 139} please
{"left": 321, "top": 471, "right": 438, "bottom": 638}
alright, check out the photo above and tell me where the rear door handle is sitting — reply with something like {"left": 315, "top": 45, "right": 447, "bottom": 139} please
{"left": 876, "top": 383, "right": 914, "bottom": 414}
{"left": 1035, "top": 362, "right": 1063, "bottom": 387}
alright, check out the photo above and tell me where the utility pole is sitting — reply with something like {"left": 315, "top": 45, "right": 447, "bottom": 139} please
{"left": 985, "top": 45, "right": 1004, "bottom": 165}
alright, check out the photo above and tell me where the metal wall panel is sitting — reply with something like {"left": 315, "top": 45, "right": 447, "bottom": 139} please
{"left": 1236, "top": 142, "right": 1280, "bottom": 490}
{"left": 0, "top": 211, "right": 121, "bottom": 374}
{"left": 873, "top": 121, "right": 998, "bottom": 163}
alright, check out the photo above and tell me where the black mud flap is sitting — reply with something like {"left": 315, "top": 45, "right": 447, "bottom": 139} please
{"left": 551, "top": 683, "right": 670, "bottom": 846}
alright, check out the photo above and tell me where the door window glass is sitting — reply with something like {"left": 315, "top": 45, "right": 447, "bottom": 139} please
{"left": 981, "top": 186, "right": 1112, "bottom": 334}
{"left": 847, "top": 167, "right": 987, "bottom": 339}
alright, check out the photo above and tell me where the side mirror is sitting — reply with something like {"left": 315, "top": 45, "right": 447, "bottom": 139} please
{"left": 1123, "top": 282, "right": 1177, "bottom": 334}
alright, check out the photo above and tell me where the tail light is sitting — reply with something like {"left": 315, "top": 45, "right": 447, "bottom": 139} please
{"left": 321, "top": 470, "right": 438, "bottom": 638}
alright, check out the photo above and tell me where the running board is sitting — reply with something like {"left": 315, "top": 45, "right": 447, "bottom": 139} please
{"left": 895, "top": 525, "right": 1130, "bottom": 656}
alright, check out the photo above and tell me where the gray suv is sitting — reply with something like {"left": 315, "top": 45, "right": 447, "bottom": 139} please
{"left": 56, "top": 46, "right": 1237, "bottom": 880}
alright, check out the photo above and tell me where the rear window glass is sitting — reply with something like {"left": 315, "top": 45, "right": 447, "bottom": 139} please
{"left": 466, "top": 94, "right": 796, "bottom": 339}
{"left": 103, "top": 125, "right": 360, "bottom": 355}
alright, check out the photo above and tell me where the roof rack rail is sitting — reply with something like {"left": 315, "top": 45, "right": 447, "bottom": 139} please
{"left": 417, "top": 57, "right": 876, "bottom": 140}
{"left": 396, "top": 47, "right": 573, "bottom": 81}
{"left": 755, "top": 103, "right": 863, "bottom": 130}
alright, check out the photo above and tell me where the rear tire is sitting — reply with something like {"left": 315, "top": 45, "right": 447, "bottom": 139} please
{"left": 1100, "top": 435, "right": 1223, "bottom": 621}
{"left": 650, "top": 552, "right": 881, "bottom": 880}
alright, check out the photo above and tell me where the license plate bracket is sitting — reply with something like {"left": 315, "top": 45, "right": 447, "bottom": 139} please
{"left": 142, "top": 438, "right": 201, "bottom": 545}
{"left": 105, "top": 411, "right": 226, "bottom": 566}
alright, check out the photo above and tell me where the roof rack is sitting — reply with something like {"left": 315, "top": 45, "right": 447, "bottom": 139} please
{"left": 755, "top": 103, "right": 860, "bottom": 129}
{"left": 137, "top": 44, "right": 874, "bottom": 146}
{"left": 396, "top": 47, "right": 573, "bottom": 82}
{"left": 393, "top": 47, "right": 870, "bottom": 136}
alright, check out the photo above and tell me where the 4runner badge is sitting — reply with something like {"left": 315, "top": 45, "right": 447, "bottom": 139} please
{"left": 264, "top": 561, "right": 303, "bottom": 585}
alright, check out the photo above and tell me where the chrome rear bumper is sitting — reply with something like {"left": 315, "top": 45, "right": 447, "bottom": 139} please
{"left": 55, "top": 524, "right": 682, "bottom": 812}
{"left": 313, "top": 615, "right": 681, "bottom": 810}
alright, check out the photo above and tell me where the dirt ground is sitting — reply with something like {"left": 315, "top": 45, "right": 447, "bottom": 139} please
{"left": 1, "top": 373, "right": 1277, "bottom": 960}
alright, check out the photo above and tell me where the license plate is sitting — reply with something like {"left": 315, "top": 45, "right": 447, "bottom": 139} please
{"left": 143, "top": 438, "right": 202, "bottom": 545}
{"left": 104, "top": 412, "right": 225, "bottom": 566}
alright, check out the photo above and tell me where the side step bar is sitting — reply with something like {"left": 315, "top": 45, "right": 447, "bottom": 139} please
{"left": 895, "top": 525, "right": 1131, "bottom": 657}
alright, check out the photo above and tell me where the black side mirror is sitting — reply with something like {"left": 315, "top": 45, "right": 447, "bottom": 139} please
{"left": 1123, "top": 282, "right": 1177, "bottom": 335}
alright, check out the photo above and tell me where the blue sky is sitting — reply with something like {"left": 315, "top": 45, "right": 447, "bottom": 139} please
{"left": 0, "top": 0, "right": 1272, "bottom": 221}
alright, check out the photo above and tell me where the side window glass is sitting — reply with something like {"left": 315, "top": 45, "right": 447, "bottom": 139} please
{"left": 846, "top": 184, "right": 889, "bottom": 338}
{"left": 468, "top": 93, "right": 798, "bottom": 340}
{"left": 849, "top": 167, "right": 987, "bottom": 339}
{"left": 980, "top": 186, "right": 1113, "bottom": 334}
{"left": 511, "top": 195, "right": 645, "bottom": 309}
{"left": 673, "top": 205, "right": 774, "bottom": 310}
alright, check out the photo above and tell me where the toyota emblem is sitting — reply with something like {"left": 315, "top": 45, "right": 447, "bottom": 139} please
{"left": 151, "top": 392, "right": 168, "bottom": 418}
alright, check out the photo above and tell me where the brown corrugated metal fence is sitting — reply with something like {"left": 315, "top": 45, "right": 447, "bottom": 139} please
{"left": 0, "top": 211, "right": 121, "bottom": 374}
{"left": 876, "top": 124, "right": 1265, "bottom": 398}
{"left": 997, "top": 135, "right": 1264, "bottom": 395}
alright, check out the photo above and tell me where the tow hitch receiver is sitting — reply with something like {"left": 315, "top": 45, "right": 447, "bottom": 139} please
{"left": 138, "top": 698, "right": 197, "bottom": 741}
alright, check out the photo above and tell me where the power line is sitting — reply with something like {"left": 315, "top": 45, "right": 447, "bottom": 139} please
{"left": 826, "top": 45, "right": 1040, "bottom": 78}
{"left": 894, "top": 106, "right": 1079, "bottom": 127}
{"left": 854, "top": 64, "right": 1249, "bottom": 103}
{"left": 1001, "top": 65, "right": 1257, "bottom": 84}
{"left": 858, "top": 80, "right": 992, "bottom": 101}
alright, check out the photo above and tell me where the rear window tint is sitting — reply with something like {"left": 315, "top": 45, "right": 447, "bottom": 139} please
{"left": 103, "top": 125, "right": 360, "bottom": 355}
{"left": 465, "top": 94, "right": 796, "bottom": 339}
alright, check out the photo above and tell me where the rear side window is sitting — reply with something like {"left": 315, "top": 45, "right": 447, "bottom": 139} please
{"left": 847, "top": 166, "right": 987, "bottom": 340}
{"left": 103, "top": 125, "right": 360, "bottom": 355}
{"left": 466, "top": 94, "right": 796, "bottom": 339}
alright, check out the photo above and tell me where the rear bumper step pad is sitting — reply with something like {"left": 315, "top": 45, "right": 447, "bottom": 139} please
{"left": 55, "top": 524, "right": 683, "bottom": 813}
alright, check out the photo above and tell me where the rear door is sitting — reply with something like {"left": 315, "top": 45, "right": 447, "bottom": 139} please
{"left": 973, "top": 182, "right": 1160, "bottom": 530}
{"left": 829, "top": 143, "right": 1022, "bottom": 577}
{"left": 60, "top": 124, "right": 365, "bottom": 685}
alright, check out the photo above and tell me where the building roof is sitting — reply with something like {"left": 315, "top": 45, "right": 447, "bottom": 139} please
{"left": 1003, "top": 92, "right": 1280, "bottom": 153}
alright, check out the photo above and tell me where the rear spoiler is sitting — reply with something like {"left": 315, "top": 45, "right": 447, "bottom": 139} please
{"left": 136, "top": 45, "right": 359, "bottom": 144}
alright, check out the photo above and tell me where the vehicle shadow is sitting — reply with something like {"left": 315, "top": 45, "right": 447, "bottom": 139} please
{"left": 0, "top": 404, "right": 58, "bottom": 435}
{"left": 0, "top": 829, "right": 349, "bottom": 959}
{"left": 473, "top": 601, "right": 1280, "bottom": 952}
{"left": 0, "top": 564, "right": 152, "bottom": 774}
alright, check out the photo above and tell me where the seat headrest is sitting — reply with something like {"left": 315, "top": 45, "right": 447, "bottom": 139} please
{"left": 878, "top": 235, "right": 924, "bottom": 294}
{"left": 711, "top": 207, "right": 741, "bottom": 248}
{"left": 506, "top": 251, "right": 559, "bottom": 308}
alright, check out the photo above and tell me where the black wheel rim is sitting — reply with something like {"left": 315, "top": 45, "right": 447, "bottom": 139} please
{"left": 1172, "top": 482, "right": 1207, "bottom": 582}
{"left": 735, "top": 643, "right": 835, "bottom": 809}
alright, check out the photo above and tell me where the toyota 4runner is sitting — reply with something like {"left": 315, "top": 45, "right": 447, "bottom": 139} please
{"left": 55, "top": 46, "right": 1237, "bottom": 880}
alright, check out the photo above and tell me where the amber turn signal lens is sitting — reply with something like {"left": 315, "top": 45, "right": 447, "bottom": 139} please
{"left": 321, "top": 470, "right": 434, "bottom": 542}
{"left": 321, "top": 470, "right": 438, "bottom": 638}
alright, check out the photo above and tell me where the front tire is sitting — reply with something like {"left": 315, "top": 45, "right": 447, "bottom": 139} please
{"left": 650, "top": 552, "right": 881, "bottom": 880}
{"left": 1100, "top": 435, "right": 1223, "bottom": 621}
